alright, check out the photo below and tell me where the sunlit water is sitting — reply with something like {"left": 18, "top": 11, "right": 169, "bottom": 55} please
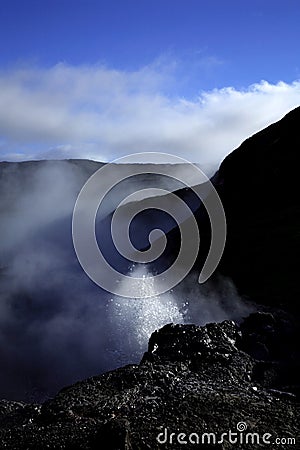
{"left": 106, "top": 265, "right": 188, "bottom": 365}
{"left": 106, "top": 264, "right": 254, "bottom": 367}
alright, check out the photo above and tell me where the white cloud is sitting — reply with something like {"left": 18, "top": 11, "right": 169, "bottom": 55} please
{"left": 0, "top": 63, "right": 300, "bottom": 173}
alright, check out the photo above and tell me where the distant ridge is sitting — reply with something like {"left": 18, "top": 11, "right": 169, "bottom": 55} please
{"left": 214, "top": 106, "right": 300, "bottom": 310}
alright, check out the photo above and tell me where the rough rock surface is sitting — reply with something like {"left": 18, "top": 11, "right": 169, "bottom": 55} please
{"left": 0, "top": 316, "right": 299, "bottom": 449}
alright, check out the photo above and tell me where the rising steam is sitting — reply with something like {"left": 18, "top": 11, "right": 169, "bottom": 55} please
{"left": 0, "top": 160, "right": 253, "bottom": 402}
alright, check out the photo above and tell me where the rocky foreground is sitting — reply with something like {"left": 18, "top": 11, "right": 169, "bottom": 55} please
{"left": 1, "top": 107, "right": 300, "bottom": 448}
{"left": 0, "top": 311, "right": 299, "bottom": 449}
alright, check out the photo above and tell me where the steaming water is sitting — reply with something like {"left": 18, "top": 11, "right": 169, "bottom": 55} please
{"left": 107, "top": 265, "right": 187, "bottom": 365}
{"left": 106, "top": 264, "right": 254, "bottom": 368}
{"left": 0, "top": 160, "right": 254, "bottom": 401}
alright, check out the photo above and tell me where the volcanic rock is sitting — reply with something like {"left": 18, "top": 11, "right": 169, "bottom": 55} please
{"left": 0, "top": 319, "right": 299, "bottom": 449}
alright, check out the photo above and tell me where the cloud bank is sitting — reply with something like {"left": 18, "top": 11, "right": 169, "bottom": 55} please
{"left": 0, "top": 63, "right": 300, "bottom": 172}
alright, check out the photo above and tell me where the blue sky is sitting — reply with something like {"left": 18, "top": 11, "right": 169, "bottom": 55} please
{"left": 2, "top": 0, "right": 300, "bottom": 89}
{"left": 0, "top": 0, "right": 300, "bottom": 167}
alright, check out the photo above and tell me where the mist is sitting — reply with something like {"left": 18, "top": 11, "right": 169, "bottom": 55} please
{"left": 0, "top": 159, "right": 253, "bottom": 402}
{"left": 1, "top": 65, "right": 300, "bottom": 170}
{"left": 107, "top": 265, "right": 254, "bottom": 367}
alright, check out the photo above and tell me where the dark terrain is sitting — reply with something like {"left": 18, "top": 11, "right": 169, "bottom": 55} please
{"left": 1, "top": 107, "right": 300, "bottom": 448}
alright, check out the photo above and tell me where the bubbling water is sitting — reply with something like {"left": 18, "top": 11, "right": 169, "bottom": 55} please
{"left": 107, "top": 264, "right": 187, "bottom": 365}
{"left": 106, "top": 264, "right": 254, "bottom": 368}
